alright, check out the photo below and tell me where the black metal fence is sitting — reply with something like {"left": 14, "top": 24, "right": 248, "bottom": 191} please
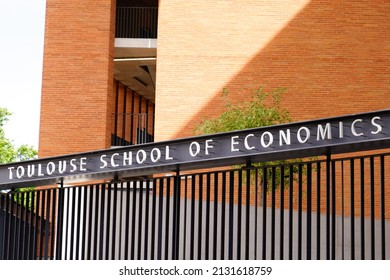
{"left": 115, "top": 7, "right": 158, "bottom": 39}
{"left": 0, "top": 152, "right": 388, "bottom": 260}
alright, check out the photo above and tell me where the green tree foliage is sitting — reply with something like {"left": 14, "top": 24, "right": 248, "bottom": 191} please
{"left": 0, "top": 107, "right": 37, "bottom": 164}
{"left": 0, "top": 107, "right": 37, "bottom": 207}
{"left": 195, "top": 87, "right": 300, "bottom": 190}
{"left": 195, "top": 86, "right": 291, "bottom": 135}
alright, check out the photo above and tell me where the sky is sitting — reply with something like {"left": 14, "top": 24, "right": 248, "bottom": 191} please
{"left": 0, "top": 0, "right": 46, "bottom": 149}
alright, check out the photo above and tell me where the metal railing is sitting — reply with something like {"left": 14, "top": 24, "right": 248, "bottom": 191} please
{"left": 111, "top": 113, "right": 154, "bottom": 146}
{"left": 116, "top": 7, "right": 158, "bottom": 39}
{"left": 1, "top": 152, "right": 388, "bottom": 260}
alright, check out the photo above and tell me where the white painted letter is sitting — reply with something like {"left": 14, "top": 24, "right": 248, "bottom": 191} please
{"left": 58, "top": 161, "right": 67, "bottom": 174}
{"left": 339, "top": 121, "right": 344, "bottom": 138}
{"left": 27, "top": 165, "right": 35, "bottom": 177}
{"left": 165, "top": 146, "right": 173, "bottom": 160}
{"left": 151, "top": 148, "right": 161, "bottom": 162}
{"left": 136, "top": 150, "right": 147, "bottom": 164}
{"left": 38, "top": 164, "right": 44, "bottom": 176}
{"left": 47, "top": 162, "right": 56, "bottom": 175}
{"left": 8, "top": 167, "right": 15, "bottom": 180}
{"left": 317, "top": 123, "right": 332, "bottom": 140}
{"left": 231, "top": 136, "right": 240, "bottom": 152}
{"left": 279, "top": 129, "right": 291, "bottom": 146}
{"left": 371, "top": 116, "right": 382, "bottom": 135}
{"left": 16, "top": 166, "right": 25, "bottom": 179}
{"left": 123, "top": 152, "right": 132, "bottom": 166}
{"left": 80, "top": 157, "right": 87, "bottom": 171}
{"left": 244, "top": 134, "right": 255, "bottom": 150}
{"left": 297, "top": 127, "right": 310, "bottom": 143}
{"left": 111, "top": 153, "right": 119, "bottom": 167}
{"left": 351, "top": 119, "right": 364, "bottom": 136}
{"left": 100, "top": 155, "right": 108, "bottom": 169}
{"left": 261, "top": 131, "right": 274, "bottom": 148}
{"left": 205, "top": 139, "right": 214, "bottom": 155}
{"left": 189, "top": 142, "right": 201, "bottom": 157}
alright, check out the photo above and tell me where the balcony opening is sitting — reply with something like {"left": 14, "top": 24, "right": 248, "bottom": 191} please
{"left": 111, "top": 81, "right": 155, "bottom": 147}
{"left": 116, "top": 0, "right": 159, "bottom": 39}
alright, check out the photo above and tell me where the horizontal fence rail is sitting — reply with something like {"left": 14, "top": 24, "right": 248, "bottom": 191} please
{"left": 116, "top": 7, "right": 158, "bottom": 39}
{"left": 0, "top": 152, "right": 389, "bottom": 260}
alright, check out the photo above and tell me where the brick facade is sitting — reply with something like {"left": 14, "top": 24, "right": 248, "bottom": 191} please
{"left": 155, "top": 0, "right": 390, "bottom": 141}
{"left": 39, "top": 0, "right": 116, "bottom": 157}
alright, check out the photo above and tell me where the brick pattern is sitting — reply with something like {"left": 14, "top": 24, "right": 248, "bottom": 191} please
{"left": 39, "top": 0, "right": 116, "bottom": 157}
{"left": 155, "top": 0, "right": 390, "bottom": 141}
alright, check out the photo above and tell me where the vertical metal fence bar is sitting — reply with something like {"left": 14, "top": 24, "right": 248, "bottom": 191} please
{"left": 157, "top": 178, "right": 163, "bottom": 260}
{"left": 213, "top": 172, "right": 219, "bottom": 260}
{"left": 137, "top": 181, "right": 144, "bottom": 260}
{"left": 298, "top": 164, "right": 303, "bottom": 260}
{"left": 165, "top": 178, "right": 171, "bottom": 260}
{"left": 205, "top": 173, "right": 211, "bottom": 260}
{"left": 131, "top": 181, "right": 138, "bottom": 260}
{"left": 21, "top": 192, "right": 27, "bottom": 259}
{"left": 105, "top": 183, "right": 112, "bottom": 260}
{"left": 99, "top": 184, "right": 106, "bottom": 260}
{"left": 93, "top": 185, "right": 100, "bottom": 260}
{"left": 279, "top": 166, "right": 285, "bottom": 260}
{"left": 34, "top": 191, "right": 41, "bottom": 260}
{"left": 288, "top": 165, "right": 293, "bottom": 260}
{"left": 380, "top": 155, "right": 386, "bottom": 260}
{"left": 6, "top": 193, "right": 13, "bottom": 259}
{"left": 370, "top": 157, "right": 375, "bottom": 260}
{"left": 16, "top": 192, "right": 22, "bottom": 260}
{"left": 326, "top": 155, "right": 331, "bottom": 260}
{"left": 183, "top": 176, "right": 188, "bottom": 259}
{"left": 190, "top": 175, "right": 195, "bottom": 260}
{"left": 175, "top": 172, "right": 181, "bottom": 260}
{"left": 14, "top": 192, "right": 21, "bottom": 260}
{"left": 112, "top": 183, "right": 118, "bottom": 260}
{"left": 271, "top": 167, "right": 276, "bottom": 260}
{"left": 316, "top": 162, "right": 321, "bottom": 260}
{"left": 350, "top": 159, "right": 355, "bottom": 260}
{"left": 87, "top": 185, "right": 93, "bottom": 260}
{"left": 262, "top": 167, "right": 267, "bottom": 260}
{"left": 228, "top": 171, "right": 234, "bottom": 260}
{"left": 75, "top": 187, "right": 81, "bottom": 260}
{"left": 12, "top": 193, "right": 18, "bottom": 260}
{"left": 171, "top": 177, "right": 177, "bottom": 260}
{"left": 221, "top": 172, "right": 227, "bottom": 260}
{"left": 245, "top": 168, "right": 251, "bottom": 260}
{"left": 198, "top": 174, "right": 203, "bottom": 260}
{"left": 69, "top": 188, "right": 76, "bottom": 260}
{"left": 55, "top": 185, "right": 63, "bottom": 260}
{"left": 237, "top": 170, "right": 242, "bottom": 260}
{"left": 81, "top": 186, "right": 88, "bottom": 260}
{"left": 49, "top": 189, "right": 56, "bottom": 260}
{"left": 150, "top": 179, "right": 157, "bottom": 260}
{"left": 118, "top": 183, "right": 124, "bottom": 260}
{"left": 255, "top": 168, "right": 259, "bottom": 260}
{"left": 124, "top": 182, "right": 131, "bottom": 260}
{"left": 307, "top": 163, "right": 312, "bottom": 260}
{"left": 360, "top": 158, "right": 365, "bottom": 259}
{"left": 341, "top": 161, "right": 345, "bottom": 260}
{"left": 144, "top": 180, "right": 151, "bottom": 260}
{"left": 331, "top": 159, "right": 336, "bottom": 260}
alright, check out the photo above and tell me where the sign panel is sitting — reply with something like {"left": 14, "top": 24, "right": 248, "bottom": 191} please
{"left": 1, "top": 110, "right": 389, "bottom": 188}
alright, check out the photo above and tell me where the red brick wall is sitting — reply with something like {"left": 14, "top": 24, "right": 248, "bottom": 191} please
{"left": 155, "top": 0, "right": 390, "bottom": 141}
{"left": 39, "top": 0, "right": 116, "bottom": 157}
